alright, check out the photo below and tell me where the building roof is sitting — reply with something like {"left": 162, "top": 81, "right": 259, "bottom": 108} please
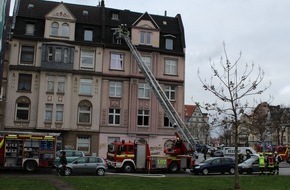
{"left": 184, "top": 105, "right": 197, "bottom": 117}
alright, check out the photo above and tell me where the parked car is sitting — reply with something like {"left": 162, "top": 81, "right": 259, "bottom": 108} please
{"left": 211, "top": 150, "right": 224, "bottom": 157}
{"left": 238, "top": 155, "right": 259, "bottom": 174}
{"left": 191, "top": 157, "right": 235, "bottom": 175}
{"left": 58, "top": 156, "right": 108, "bottom": 176}
{"left": 54, "top": 150, "right": 85, "bottom": 167}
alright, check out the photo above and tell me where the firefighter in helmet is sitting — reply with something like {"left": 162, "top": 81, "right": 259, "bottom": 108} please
{"left": 267, "top": 152, "right": 275, "bottom": 175}
{"left": 258, "top": 153, "right": 265, "bottom": 175}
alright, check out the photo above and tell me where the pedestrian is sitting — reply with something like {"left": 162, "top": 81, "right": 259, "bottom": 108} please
{"left": 201, "top": 145, "right": 208, "bottom": 160}
{"left": 59, "top": 151, "right": 67, "bottom": 176}
{"left": 274, "top": 151, "right": 282, "bottom": 175}
{"left": 258, "top": 153, "right": 265, "bottom": 175}
{"left": 246, "top": 150, "right": 251, "bottom": 160}
{"left": 238, "top": 152, "right": 244, "bottom": 163}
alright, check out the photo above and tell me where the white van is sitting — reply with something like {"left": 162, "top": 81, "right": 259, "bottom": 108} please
{"left": 222, "top": 147, "right": 257, "bottom": 157}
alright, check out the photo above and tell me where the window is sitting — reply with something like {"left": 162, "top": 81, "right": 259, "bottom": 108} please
{"left": 45, "top": 104, "right": 53, "bottom": 122}
{"left": 51, "top": 22, "right": 59, "bottom": 36}
{"left": 20, "top": 45, "right": 34, "bottom": 64}
{"left": 164, "top": 115, "right": 173, "bottom": 127}
{"left": 81, "top": 49, "right": 95, "bottom": 69}
{"left": 140, "top": 31, "right": 151, "bottom": 45}
{"left": 61, "top": 23, "right": 69, "bottom": 37}
{"left": 111, "top": 13, "right": 119, "bottom": 20}
{"left": 25, "top": 23, "right": 35, "bottom": 35}
{"left": 55, "top": 48, "right": 62, "bottom": 62}
{"left": 109, "top": 81, "right": 122, "bottom": 97}
{"left": 141, "top": 56, "right": 152, "bottom": 71}
{"left": 109, "top": 108, "right": 120, "bottom": 125}
{"left": 57, "top": 76, "right": 65, "bottom": 93}
{"left": 44, "top": 45, "right": 72, "bottom": 64}
{"left": 84, "top": 29, "right": 93, "bottom": 41}
{"left": 56, "top": 104, "right": 64, "bottom": 122}
{"left": 15, "top": 96, "right": 30, "bottom": 121}
{"left": 77, "top": 136, "right": 90, "bottom": 154}
{"left": 47, "top": 75, "right": 54, "bottom": 93}
{"left": 165, "top": 59, "right": 177, "bottom": 75}
{"left": 78, "top": 100, "right": 92, "bottom": 124}
{"left": 18, "top": 74, "right": 32, "bottom": 91}
{"left": 165, "top": 38, "right": 173, "bottom": 50}
{"left": 137, "top": 110, "right": 149, "bottom": 126}
{"left": 164, "top": 85, "right": 176, "bottom": 100}
{"left": 110, "top": 53, "right": 124, "bottom": 70}
{"left": 138, "top": 83, "right": 150, "bottom": 98}
{"left": 79, "top": 79, "right": 93, "bottom": 95}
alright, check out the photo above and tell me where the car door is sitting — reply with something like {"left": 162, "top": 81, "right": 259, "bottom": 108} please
{"left": 210, "top": 158, "right": 222, "bottom": 173}
{"left": 72, "top": 157, "right": 88, "bottom": 174}
{"left": 86, "top": 157, "right": 99, "bottom": 174}
{"left": 221, "top": 158, "right": 233, "bottom": 173}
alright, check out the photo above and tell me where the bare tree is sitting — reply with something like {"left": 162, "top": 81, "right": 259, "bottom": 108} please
{"left": 197, "top": 43, "right": 271, "bottom": 190}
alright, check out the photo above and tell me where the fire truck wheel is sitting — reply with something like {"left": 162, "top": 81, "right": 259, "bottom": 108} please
{"left": 96, "top": 168, "right": 105, "bottom": 176}
{"left": 122, "top": 162, "right": 134, "bottom": 173}
{"left": 24, "top": 160, "right": 37, "bottom": 172}
{"left": 168, "top": 162, "right": 179, "bottom": 173}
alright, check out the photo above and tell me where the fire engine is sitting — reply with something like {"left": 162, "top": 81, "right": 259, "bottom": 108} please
{"left": 106, "top": 25, "right": 197, "bottom": 173}
{"left": 0, "top": 131, "right": 59, "bottom": 172}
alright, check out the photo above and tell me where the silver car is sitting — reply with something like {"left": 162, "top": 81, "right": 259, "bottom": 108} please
{"left": 60, "top": 156, "right": 108, "bottom": 176}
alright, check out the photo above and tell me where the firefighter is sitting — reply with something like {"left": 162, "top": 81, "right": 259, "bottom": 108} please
{"left": 267, "top": 152, "right": 275, "bottom": 175}
{"left": 258, "top": 153, "right": 266, "bottom": 175}
{"left": 246, "top": 150, "right": 251, "bottom": 160}
{"left": 274, "top": 151, "right": 282, "bottom": 175}
{"left": 238, "top": 152, "right": 244, "bottom": 163}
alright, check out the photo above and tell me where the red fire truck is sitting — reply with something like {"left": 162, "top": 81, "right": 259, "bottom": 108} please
{"left": 0, "top": 131, "right": 59, "bottom": 172}
{"left": 106, "top": 26, "right": 197, "bottom": 173}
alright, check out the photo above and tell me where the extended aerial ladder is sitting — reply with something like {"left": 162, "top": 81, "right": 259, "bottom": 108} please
{"left": 115, "top": 25, "right": 196, "bottom": 153}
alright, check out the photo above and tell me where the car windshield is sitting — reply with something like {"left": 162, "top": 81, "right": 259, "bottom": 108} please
{"left": 108, "top": 143, "right": 116, "bottom": 153}
{"left": 201, "top": 158, "right": 216, "bottom": 164}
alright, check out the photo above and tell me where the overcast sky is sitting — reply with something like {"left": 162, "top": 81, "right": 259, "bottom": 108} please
{"left": 10, "top": 0, "right": 290, "bottom": 107}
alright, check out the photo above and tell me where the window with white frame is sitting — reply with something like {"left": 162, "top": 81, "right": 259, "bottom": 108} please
{"left": 45, "top": 104, "right": 53, "bottom": 122}
{"left": 109, "top": 81, "right": 122, "bottom": 97}
{"left": 51, "top": 22, "right": 59, "bottom": 36}
{"left": 138, "top": 83, "right": 150, "bottom": 99}
{"left": 47, "top": 75, "right": 54, "bottom": 93}
{"left": 78, "top": 100, "right": 92, "bottom": 124}
{"left": 140, "top": 31, "right": 151, "bottom": 45}
{"left": 77, "top": 136, "right": 90, "bottom": 154}
{"left": 109, "top": 108, "right": 120, "bottom": 125}
{"left": 110, "top": 53, "right": 124, "bottom": 70}
{"left": 61, "top": 23, "right": 70, "bottom": 37}
{"left": 15, "top": 96, "right": 30, "bottom": 121}
{"left": 25, "top": 23, "right": 35, "bottom": 35}
{"left": 81, "top": 49, "right": 95, "bottom": 69}
{"left": 55, "top": 48, "right": 62, "bottom": 62}
{"left": 57, "top": 76, "right": 65, "bottom": 93}
{"left": 165, "top": 59, "right": 177, "bottom": 75}
{"left": 165, "top": 38, "right": 173, "bottom": 50}
{"left": 18, "top": 74, "right": 32, "bottom": 91}
{"left": 56, "top": 104, "right": 64, "bottom": 122}
{"left": 84, "top": 29, "right": 93, "bottom": 41}
{"left": 20, "top": 45, "right": 35, "bottom": 64}
{"left": 164, "top": 85, "right": 176, "bottom": 100}
{"left": 79, "top": 78, "right": 93, "bottom": 95}
{"left": 137, "top": 110, "right": 149, "bottom": 126}
{"left": 140, "top": 56, "right": 152, "bottom": 71}
{"left": 44, "top": 45, "right": 72, "bottom": 64}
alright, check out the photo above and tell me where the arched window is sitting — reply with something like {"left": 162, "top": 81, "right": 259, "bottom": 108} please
{"left": 15, "top": 96, "right": 30, "bottom": 121}
{"left": 51, "top": 22, "right": 59, "bottom": 36}
{"left": 61, "top": 23, "right": 69, "bottom": 37}
{"left": 78, "top": 100, "right": 92, "bottom": 124}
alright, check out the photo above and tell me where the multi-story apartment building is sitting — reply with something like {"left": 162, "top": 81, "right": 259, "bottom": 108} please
{"left": 4, "top": 0, "right": 186, "bottom": 157}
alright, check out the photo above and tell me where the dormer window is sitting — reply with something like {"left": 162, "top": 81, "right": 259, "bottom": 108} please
{"left": 165, "top": 38, "right": 173, "bottom": 50}
{"left": 51, "top": 22, "right": 59, "bottom": 36}
{"left": 112, "top": 13, "right": 119, "bottom": 20}
{"left": 140, "top": 31, "right": 151, "bottom": 45}
{"left": 25, "top": 23, "right": 35, "bottom": 36}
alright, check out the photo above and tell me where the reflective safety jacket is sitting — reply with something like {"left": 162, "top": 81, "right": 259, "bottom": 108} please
{"left": 259, "top": 156, "right": 265, "bottom": 167}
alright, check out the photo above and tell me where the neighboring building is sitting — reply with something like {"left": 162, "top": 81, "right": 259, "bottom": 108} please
{"left": 5, "top": 0, "right": 186, "bottom": 157}
{"left": 184, "top": 104, "right": 210, "bottom": 145}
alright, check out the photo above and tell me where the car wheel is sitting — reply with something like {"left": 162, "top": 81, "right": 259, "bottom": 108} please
{"left": 229, "top": 168, "right": 235, "bottom": 175}
{"left": 65, "top": 168, "right": 72, "bottom": 176}
{"left": 168, "top": 162, "right": 179, "bottom": 173}
{"left": 96, "top": 168, "right": 105, "bottom": 176}
{"left": 202, "top": 168, "right": 209, "bottom": 175}
{"left": 122, "top": 162, "right": 134, "bottom": 173}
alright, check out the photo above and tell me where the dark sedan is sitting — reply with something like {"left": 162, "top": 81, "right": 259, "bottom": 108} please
{"left": 191, "top": 157, "right": 235, "bottom": 175}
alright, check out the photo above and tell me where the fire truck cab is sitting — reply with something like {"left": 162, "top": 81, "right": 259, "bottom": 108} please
{"left": 0, "top": 131, "right": 59, "bottom": 172}
{"left": 106, "top": 139, "right": 194, "bottom": 173}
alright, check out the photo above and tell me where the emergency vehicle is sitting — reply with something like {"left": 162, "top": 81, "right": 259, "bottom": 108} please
{"left": 106, "top": 25, "right": 196, "bottom": 173}
{"left": 0, "top": 131, "right": 59, "bottom": 172}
